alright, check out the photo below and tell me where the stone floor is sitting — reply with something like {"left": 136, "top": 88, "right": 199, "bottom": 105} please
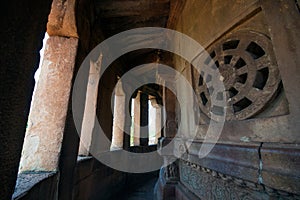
{"left": 120, "top": 177, "right": 157, "bottom": 200}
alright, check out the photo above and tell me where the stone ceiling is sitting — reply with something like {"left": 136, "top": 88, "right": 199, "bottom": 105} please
{"left": 95, "top": 0, "right": 170, "bottom": 38}
{"left": 94, "top": 0, "right": 184, "bottom": 97}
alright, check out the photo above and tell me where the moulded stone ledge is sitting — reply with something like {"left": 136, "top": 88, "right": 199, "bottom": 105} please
{"left": 261, "top": 143, "right": 300, "bottom": 195}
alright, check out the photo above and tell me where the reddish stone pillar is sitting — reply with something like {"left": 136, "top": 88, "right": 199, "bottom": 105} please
{"left": 19, "top": 36, "right": 78, "bottom": 172}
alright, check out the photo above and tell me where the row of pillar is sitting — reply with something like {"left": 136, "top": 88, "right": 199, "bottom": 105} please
{"left": 111, "top": 89, "right": 162, "bottom": 151}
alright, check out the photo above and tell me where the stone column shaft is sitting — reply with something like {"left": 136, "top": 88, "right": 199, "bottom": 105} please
{"left": 163, "top": 87, "right": 177, "bottom": 138}
{"left": 133, "top": 92, "right": 141, "bottom": 146}
{"left": 155, "top": 105, "right": 162, "bottom": 144}
{"left": 140, "top": 92, "right": 149, "bottom": 146}
{"left": 123, "top": 95, "right": 131, "bottom": 150}
{"left": 111, "top": 82, "right": 125, "bottom": 151}
{"left": 19, "top": 36, "right": 78, "bottom": 172}
{"left": 150, "top": 97, "right": 162, "bottom": 144}
{"left": 78, "top": 58, "right": 101, "bottom": 155}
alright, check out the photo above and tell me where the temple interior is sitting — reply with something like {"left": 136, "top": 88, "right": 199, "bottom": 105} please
{"left": 1, "top": 0, "right": 300, "bottom": 199}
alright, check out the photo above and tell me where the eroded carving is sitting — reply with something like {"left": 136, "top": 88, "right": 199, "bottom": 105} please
{"left": 180, "top": 160, "right": 300, "bottom": 199}
{"left": 164, "top": 161, "right": 179, "bottom": 181}
{"left": 196, "top": 31, "right": 282, "bottom": 120}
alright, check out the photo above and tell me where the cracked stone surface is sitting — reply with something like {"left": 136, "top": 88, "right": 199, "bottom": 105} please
{"left": 13, "top": 172, "right": 56, "bottom": 199}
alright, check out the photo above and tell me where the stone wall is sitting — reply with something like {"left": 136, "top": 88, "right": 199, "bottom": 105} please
{"left": 158, "top": 0, "right": 300, "bottom": 199}
{"left": 0, "top": 0, "right": 52, "bottom": 199}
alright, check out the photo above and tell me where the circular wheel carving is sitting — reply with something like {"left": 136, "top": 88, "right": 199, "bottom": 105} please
{"left": 197, "top": 31, "right": 281, "bottom": 120}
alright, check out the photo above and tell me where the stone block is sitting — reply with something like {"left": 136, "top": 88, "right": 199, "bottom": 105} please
{"left": 261, "top": 143, "right": 300, "bottom": 195}
{"left": 185, "top": 141, "right": 260, "bottom": 183}
{"left": 47, "top": 0, "right": 78, "bottom": 37}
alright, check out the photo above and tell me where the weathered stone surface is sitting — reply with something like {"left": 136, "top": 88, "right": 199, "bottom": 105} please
{"left": 19, "top": 36, "right": 78, "bottom": 172}
{"left": 175, "top": 0, "right": 259, "bottom": 52}
{"left": 261, "top": 143, "right": 300, "bottom": 195}
{"left": 13, "top": 172, "right": 57, "bottom": 200}
{"left": 172, "top": 0, "right": 297, "bottom": 144}
{"left": 133, "top": 92, "right": 141, "bottom": 146}
{"left": 198, "top": 115, "right": 300, "bottom": 143}
{"left": 0, "top": 0, "right": 52, "bottom": 199}
{"left": 178, "top": 139, "right": 261, "bottom": 184}
{"left": 179, "top": 160, "right": 269, "bottom": 199}
{"left": 164, "top": 88, "right": 177, "bottom": 138}
{"left": 89, "top": 65, "right": 117, "bottom": 153}
{"left": 2, "top": 0, "right": 300, "bottom": 200}
{"left": 78, "top": 58, "right": 101, "bottom": 155}
{"left": 111, "top": 81, "right": 125, "bottom": 151}
{"left": 57, "top": 0, "right": 99, "bottom": 198}
{"left": 151, "top": 98, "right": 162, "bottom": 144}
{"left": 47, "top": 0, "right": 78, "bottom": 38}
{"left": 261, "top": 0, "right": 300, "bottom": 117}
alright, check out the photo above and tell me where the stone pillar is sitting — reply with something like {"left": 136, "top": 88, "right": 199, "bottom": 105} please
{"left": 110, "top": 81, "right": 125, "bottom": 151}
{"left": 163, "top": 87, "right": 177, "bottom": 138}
{"left": 0, "top": 1, "right": 52, "bottom": 198}
{"left": 123, "top": 95, "right": 132, "bottom": 150}
{"left": 19, "top": 36, "right": 78, "bottom": 172}
{"left": 133, "top": 92, "right": 141, "bottom": 146}
{"left": 78, "top": 57, "right": 101, "bottom": 155}
{"left": 140, "top": 92, "right": 149, "bottom": 146}
{"left": 157, "top": 73, "right": 177, "bottom": 139}
{"left": 176, "top": 64, "right": 196, "bottom": 139}
{"left": 150, "top": 98, "right": 162, "bottom": 144}
{"left": 45, "top": 0, "right": 90, "bottom": 199}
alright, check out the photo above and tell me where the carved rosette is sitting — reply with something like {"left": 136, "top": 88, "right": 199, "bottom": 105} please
{"left": 196, "top": 31, "right": 281, "bottom": 120}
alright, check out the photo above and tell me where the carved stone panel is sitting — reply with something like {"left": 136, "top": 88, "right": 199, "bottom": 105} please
{"left": 195, "top": 31, "right": 283, "bottom": 121}
{"left": 179, "top": 160, "right": 300, "bottom": 200}
{"left": 180, "top": 161, "right": 268, "bottom": 200}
